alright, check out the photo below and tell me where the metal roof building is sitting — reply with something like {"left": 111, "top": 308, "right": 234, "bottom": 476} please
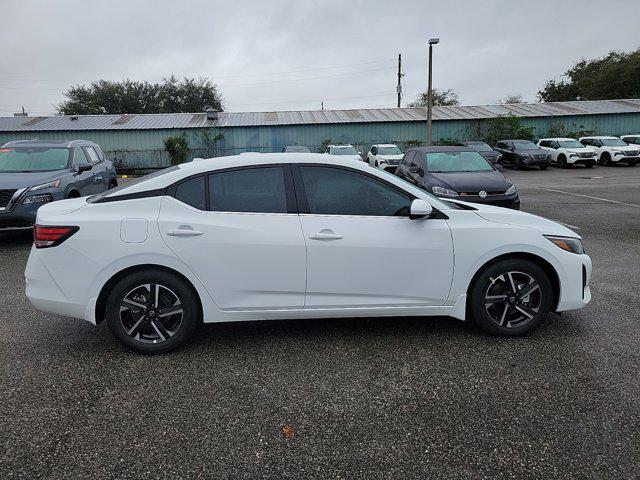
{"left": 1, "top": 99, "right": 639, "bottom": 168}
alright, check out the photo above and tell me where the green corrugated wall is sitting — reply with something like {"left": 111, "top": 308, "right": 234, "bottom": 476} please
{"left": 1, "top": 113, "right": 639, "bottom": 168}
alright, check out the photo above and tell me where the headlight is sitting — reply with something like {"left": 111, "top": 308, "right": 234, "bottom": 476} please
{"left": 30, "top": 179, "right": 62, "bottom": 191}
{"left": 505, "top": 184, "right": 517, "bottom": 195}
{"left": 432, "top": 186, "right": 458, "bottom": 197}
{"left": 23, "top": 194, "right": 53, "bottom": 205}
{"left": 569, "top": 153, "right": 578, "bottom": 157}
{"left": 544, "top": 235, "right": 584, "bottom": 254}
{"left": 614, "top": 151, "right": 625, "bottom": 156}
{"left": 497, "top": 153, "right": 503, "bottom": 161}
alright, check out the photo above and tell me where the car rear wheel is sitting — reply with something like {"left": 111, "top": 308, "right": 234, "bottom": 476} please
{"left": 469, "top": 259, "right": 553, "bottom": 337}
{"left": 557, "top": 155, "right": 567, "bottom": 168}
{"left": 105, "top": 269, "right": 199, "bottom": 354}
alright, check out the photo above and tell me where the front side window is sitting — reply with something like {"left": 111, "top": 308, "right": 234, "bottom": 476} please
{"left": 209, "top": 166, "right": 288, "bottom": 213}
{"left": 175, "top": 176, "right": 206, "bottom": 210}
{"left": 299, "top": 166, "right": 411, "bottom": 217}
{"left": 0, "top": 146, "right": 70, "bottom": 172}
{"left": 73, "top": 147, "right": 89, "bottom": 168}
{"left": 425, "top": 151, "right": 494, "bottom": 172}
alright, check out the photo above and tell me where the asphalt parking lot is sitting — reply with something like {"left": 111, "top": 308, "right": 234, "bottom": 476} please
{"left": 1, "top": 165, "right": 639, "bottom": 479}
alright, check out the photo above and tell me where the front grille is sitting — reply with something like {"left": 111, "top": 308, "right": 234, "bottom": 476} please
{"left": 0, "top": 189, "right": 17, "bottom": 208}
{"left": 459, "top": 191, "right": 504, "bottom": 196}
{"left": 624, "top": 150, "right": 639, "bottom": 157}
{"left": 578, "top": 152, "right": 594, "bottom": 158}
{"left": 534, "top": 154, "right": 547, "bottom": 160}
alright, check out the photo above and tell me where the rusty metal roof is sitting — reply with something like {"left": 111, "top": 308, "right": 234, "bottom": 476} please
{"left": 0, "top": 99, "right": 638, "bottom": 132}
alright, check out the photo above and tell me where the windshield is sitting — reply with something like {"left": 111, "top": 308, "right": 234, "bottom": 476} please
{"left": 284, "top": 146, "right": 310, "bottom": 153}
{"left": 513, "top": 141, "right": 539, "bottom": 151}
{"left": 0, "top": 147, "right": 70, "bottom": 172}
{"left": 466, "top": 142, "right": 493, "bottom": 152}
{"left": 377, "top": 146, "right": 402, "bottom": 155}
{"left": 602, "top": 138, "right": 628, "bottom": 147}
{"left": 558, "top": 140, "right": 585, "bottom": 148}
{"left": 331, "top": 146, "right": 358, "bottom": 155}
{"left": 426, "top": 151, "right": 494, "bottom": 173}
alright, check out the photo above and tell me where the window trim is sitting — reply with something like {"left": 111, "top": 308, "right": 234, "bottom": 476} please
{"left": 292, "top": 163, "right": 417, "bottom": 217}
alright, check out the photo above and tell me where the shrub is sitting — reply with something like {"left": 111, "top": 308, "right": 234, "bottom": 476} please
{"left": 163, "top": 134, "right": 191, "bottom": 165}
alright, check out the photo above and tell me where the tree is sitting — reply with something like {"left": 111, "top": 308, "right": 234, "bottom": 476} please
{"left": 407, "top": 88, "right": 459, "bottom": 107}
{"left": 538, "top": 49, "right": 640, "bottom": 102}
{"left": 57, "top": 76, "right": 224, "bottom": 115}
{"left": 501, "top": 94, "right": 524, "bottom": 104}
{"left": 474, "top": 115, "right": 535, "bottom": 146}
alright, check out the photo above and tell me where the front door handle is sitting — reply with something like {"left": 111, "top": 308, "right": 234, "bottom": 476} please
{"left": 309, "top": 229, "right": 343, "bottom": 241}
{"left": 167, "top": 227, "right": 203, "bottom": 237}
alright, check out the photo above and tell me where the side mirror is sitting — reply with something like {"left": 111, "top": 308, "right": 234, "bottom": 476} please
{"left": 409, "top": 165, "right": 423, "bottom": 176}
{"left": 76, "top": 162, "right": 93, "bottom": 173}
{"left": 358, "top": 151, "right": 362, "bottom": 155}
{"left": 495, "top": 164, "right": 504, "bottom": 172}
{"left": 409, "top": 199, "right": 433, "bottom": 219}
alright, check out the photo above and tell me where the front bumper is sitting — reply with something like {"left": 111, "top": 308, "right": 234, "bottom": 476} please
{"left": 612, "top": 155, "right": 639, "bottom": 163}
{"left": 522, "top": 157, "right": 550, "bottom": 167}
{"left": 378, "top": 160, "right": 400, "bottom": 173}
{"left": 0, "top": 201, "right": 41, "bottom": 229}
{"left": 556, "top": 253, "right": 592, "bottom": 312}
{"left": 566, "top": 156, "right": 596, "bottom": 165}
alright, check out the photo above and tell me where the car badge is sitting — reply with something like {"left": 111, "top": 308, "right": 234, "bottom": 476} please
{"left": 479, "top": 190, "right": 487, "bottom": 198}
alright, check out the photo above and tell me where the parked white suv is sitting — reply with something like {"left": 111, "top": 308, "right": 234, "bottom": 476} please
{"left": 367, "top": 144, "right": 403, "bottom": 172}
{"left": 578, "top": 136, "right": 639, "bottom": 166}
{"left": 537, "top": 138, "right": 597, "bottom": 168}
{"left": 324, "top": 144, "right": 362, "bottom": 162}
{"left": 620, "top": 134, "right": 640, "bottom": 146}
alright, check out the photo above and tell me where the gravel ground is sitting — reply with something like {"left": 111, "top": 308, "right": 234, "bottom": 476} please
{"left": 1, "top": 164, "right": 639, "bottom": 479}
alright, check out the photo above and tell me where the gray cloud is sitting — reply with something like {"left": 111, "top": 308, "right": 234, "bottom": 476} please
{"left": 1, "top": 0, "right": 638, "bottom": 116}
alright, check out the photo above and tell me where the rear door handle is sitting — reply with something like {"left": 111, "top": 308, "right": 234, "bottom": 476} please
{"left": 309, "top": 229, "right": 343, "bottom": 241}
{"left": 167, "top": 228, "right": 203, "bottom": 237}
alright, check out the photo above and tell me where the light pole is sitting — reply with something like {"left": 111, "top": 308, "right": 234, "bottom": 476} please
{"left": 427, "top": 37, "right": 439, "bottom": 146}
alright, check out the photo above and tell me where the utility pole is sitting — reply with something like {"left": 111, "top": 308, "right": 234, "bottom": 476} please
{"left": 427, "top": 38, "right": 439, "bottom": 146}
{"left": 396, "top": 53, "right": 403, "bottom": 108}
{"left": 321, "top": 101, "right": 324, "bottom": 110}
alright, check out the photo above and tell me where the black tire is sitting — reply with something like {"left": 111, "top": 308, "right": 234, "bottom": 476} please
{"left": 557, "top": 155, "right": 567, "bottom": 168}
{"left": 585, "top": 161, "right": 594, "bottom": 168}
{"left": 512, "top": 158, "right": 521, "bottom": 170}
{"left": 108, "top": 179, "right": 118, "bottom": 189}
{"left": 469, "top": 259, "right": 553, "bottom": 337}
{"left": 105, "top": 269, "right": 200, "bottom": 354}
{"left": 539, "top": 164, "right": 548, "bottom": 170}
{"left": 599, "top": 153, "right": 610, "bottom": 166}
{"left": 628, "top": 160, "right": 638, "bottom": 167}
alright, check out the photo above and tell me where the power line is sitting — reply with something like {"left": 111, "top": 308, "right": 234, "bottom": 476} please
{"left": 230, "top": 93, "right": 395, "bottom": 107}
{"left": 0, "top": 58, "right": 396, "bottom": 84}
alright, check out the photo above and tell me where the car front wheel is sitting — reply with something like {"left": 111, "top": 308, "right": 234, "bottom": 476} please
{"left": 469, "top": 259, "right": 553, "bottom": 337}
{"left": 105, "top": 269, "right": 200, "bottom": 354}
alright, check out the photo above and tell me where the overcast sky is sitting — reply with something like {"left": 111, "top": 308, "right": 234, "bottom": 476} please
{"left": 0, "top": 0, "right": 638, "bottom": 116}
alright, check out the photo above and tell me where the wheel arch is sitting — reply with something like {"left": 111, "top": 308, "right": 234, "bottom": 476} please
{"left": 95, "top": 264, "right": 203, "bottom": 325}
{"left": 466, "top": 252, "right": 560, "bottom": 312}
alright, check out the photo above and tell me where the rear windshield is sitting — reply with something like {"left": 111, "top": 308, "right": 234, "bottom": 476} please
{"left": 0, "top": 147, "right": 70, "bottom": 172}
{"left": 87, "top": 165, "right": 179, "bottom": 203}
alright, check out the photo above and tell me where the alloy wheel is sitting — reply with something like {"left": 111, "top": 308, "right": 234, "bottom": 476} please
{"left": 119, "top": 283, "right": 184, "bottom": 343}
{"left": 483, "top": 271, "right": 542, "bottom": 329}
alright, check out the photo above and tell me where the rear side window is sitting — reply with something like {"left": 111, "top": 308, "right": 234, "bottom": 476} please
{"left": 299, "top": 166, "right": 411, "bottom": 217}
{"left": 209, "top": 167, "right": 287, "bottom": 213}
{"left": 175, "top": 176, "right": 206, "bottom": 210}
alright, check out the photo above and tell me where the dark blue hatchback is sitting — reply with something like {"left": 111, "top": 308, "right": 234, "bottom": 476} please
{"left": 0, "top": 140, "right": 118, "bottom": 229}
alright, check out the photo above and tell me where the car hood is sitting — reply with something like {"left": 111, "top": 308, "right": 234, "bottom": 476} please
{"left": 613, "top": 145, "right": 639, "bottom": 152}
{"left": 377, "top": 154, "right": 404, "bottom": 161}
{"left": 426, "top": 171, "right": 510, "bottom": 192}
{"left": 455, "top": 201, "right": 579, "bottom": 238}
{"left": 0, "top": 171, "right": 67, "bottom": 190}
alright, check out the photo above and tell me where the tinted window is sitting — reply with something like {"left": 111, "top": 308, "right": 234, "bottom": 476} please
{"left": 601, "top": 138, "right": 627, "bottom": 147}
{"left": 513, "top": 141, "right": 539, "bottom": 150}
{"left": 496, "top": 142, "right": 506, "bottom": 149}
{"left": 73, "top": 147, "right": 89, "bottom": 168}
{"left": 539, "top": 141, "right": 549, "bottom": 147}
{"left": 299, "top": 166, "right": 411, "bottom": 217}
{"left": 85, "top": 147, "right": 100, "bottom": 164}
{"left": 209, "top": 167, "right": 287, "bottom": 213}
{"left": 175, "top": 176, "right": 206, "bottom": 210}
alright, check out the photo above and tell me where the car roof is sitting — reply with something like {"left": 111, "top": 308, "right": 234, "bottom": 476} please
{"left": 373, "top": 144, "right": 398, "bottom": 147}
{"left": 461, "top": 140, "right": 488, "bottom": 144}
{"left": 1, "top": 139, "right": 96, "bottom": 148}
{"left": 539, "top": 138, "right": 576, "bottom": 141}
{"left": 329, "top": 144, "right": 354, "bottom": 147}
{"left": 407, "top": 146, "right": 476, "bottom": 153}
{"left": 579, "top": 136, "right": 618, "bottom": 140}
{"left": 621, "top": 134, "right": 640, "bottom": 137}
{"left": 498, "top": 139, "right": 536, "bottom": 142}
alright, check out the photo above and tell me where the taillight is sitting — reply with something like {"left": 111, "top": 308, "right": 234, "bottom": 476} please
{"left": 33, "top": 225, "right": 79, "bottom": 248}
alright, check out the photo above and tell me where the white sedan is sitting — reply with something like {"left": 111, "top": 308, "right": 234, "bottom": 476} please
{"left": 25, "top": 153, "right": 592, "bottom": 353}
